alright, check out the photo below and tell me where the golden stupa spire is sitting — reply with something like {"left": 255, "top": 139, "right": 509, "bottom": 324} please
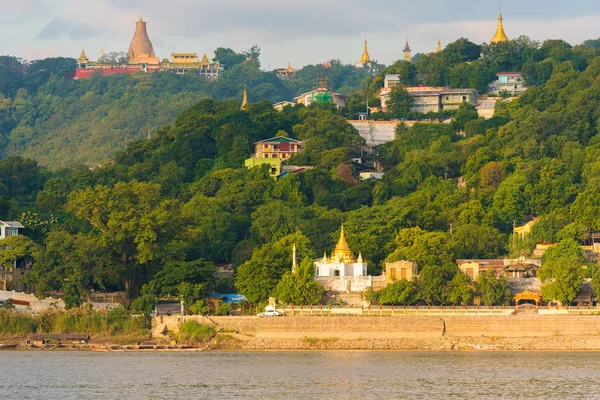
{"left": 139, "top": 10, "right": 144, "bottom": 22}
{"left": 491, "top": 1, "right": 509, "bottom": 43}
{"left": 200, "top": 53, "right": 210, "bottom": 65}
{"left": 241, "top": 84, "right": 248, "bottom": 109}
{"left": 436, "top": 39, "right": 442, "bottom": 53}
{"left": 360, "top": 39, "right": 371, "bottom": 64}
{"left": 78, "top": 45, "right": 89, "bottom": 63}
{"left": 332, "top": 224, "right": 356, "bottom": 263}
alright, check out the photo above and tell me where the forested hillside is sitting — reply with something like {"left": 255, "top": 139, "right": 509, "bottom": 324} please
{"left": 3, "top": 37, "right": 600, "bottom": 309}
{"left": 0, "top": 50, "right": 372, "bottom": 169}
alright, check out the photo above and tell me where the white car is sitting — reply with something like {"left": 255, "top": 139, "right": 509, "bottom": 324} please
{"left": 260, "top": 309, "right": 284, "bottom": 317}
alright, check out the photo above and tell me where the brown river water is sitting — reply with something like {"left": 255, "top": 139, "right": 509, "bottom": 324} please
{"left": 1, "top": 351, "right": 599, "bottom": 399}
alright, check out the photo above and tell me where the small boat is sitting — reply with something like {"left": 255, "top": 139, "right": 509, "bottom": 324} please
{"left": 0, "top": 344, "right": 18, "bottom": 350}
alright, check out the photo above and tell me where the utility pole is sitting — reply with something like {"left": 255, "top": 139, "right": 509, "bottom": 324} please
{"left": 512, "top": 220, "right": 516, "bottom": 250}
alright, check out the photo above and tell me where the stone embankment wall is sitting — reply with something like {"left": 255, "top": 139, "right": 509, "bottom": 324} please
{"left": 154, "top": 315, "right": 600, "bottom": 350}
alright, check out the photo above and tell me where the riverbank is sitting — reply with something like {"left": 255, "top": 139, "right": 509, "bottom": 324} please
{"left": 5, "top": 314, "right": 600, "bottom": 351}
{"left": 153, "top": 314, "right": 600, "bottom": 351}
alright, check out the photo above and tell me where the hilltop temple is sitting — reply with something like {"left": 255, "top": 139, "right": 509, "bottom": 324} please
{"left": 74, "top": 14, "right": 223, "bottom": 80}
{"left": 127, "top": 15, "right": 160, "bottom": 65}
{"left": 315, "top": 225, "right": 367, "bottom": 277}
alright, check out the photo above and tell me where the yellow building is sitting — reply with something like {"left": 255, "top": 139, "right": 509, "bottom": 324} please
{"left": 385, "top": 261, "right": 418, "bottom": 281}
{"left": 315, "top": 224, "right": 367, "bottom": 277}
{"left": 253, "top": 137, "right": 304, "bottom": 160}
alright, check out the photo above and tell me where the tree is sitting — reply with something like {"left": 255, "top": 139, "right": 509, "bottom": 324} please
{"left": 539, "top": 240, "right": 585, "bottom": 304}
{"left": 25, "top": 231, "right": 108, "bottom": 306}
{"left": 385, "top": 86, "right": 414, "bottom": 118}
{"left": 446, "top": 273, "right": 473, "bottom": 305}
{"left": 274, "top": 258, "right": 323, "bottom": 305}
{"left": 417, "top": 264, "right": 458, "bottom": 305}
{"left": 378, "top": 279, "right": 418, "bottom": 305}
{"left": 476, "top": 271, "right": 512, "bottom": 306}
{"left": 0, "top": 236, "right": 37, "bottom": 291}
{"left": 449, "top": 224, "right": 506, "bottom": 259}
{"left": 66, "top": 181, "right": 181, "bottom": 300}
{"left": 235, "top": 232, "right": 312, "bottom": 305}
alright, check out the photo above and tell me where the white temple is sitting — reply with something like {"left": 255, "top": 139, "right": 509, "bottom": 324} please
{"left": 315, "top": 225, "right": 367, "bottom": 277}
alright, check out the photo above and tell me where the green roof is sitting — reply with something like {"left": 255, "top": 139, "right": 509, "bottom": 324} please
{"left": 255, "top": 136, "right": 301, "bottom": 144}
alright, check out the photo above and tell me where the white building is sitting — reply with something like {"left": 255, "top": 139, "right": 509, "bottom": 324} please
{"left": 490, "top": 72, "right": 526, "bottom": 96}
{"left": 315, "top": 225, "right": 367, "bottom": 277}
{"left": 0, "top": 221, "right": 24, "bottom": 240}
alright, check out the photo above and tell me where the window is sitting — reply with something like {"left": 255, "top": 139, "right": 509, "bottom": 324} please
{"left": 466, "top": 268, "right": 474, "bottom": 279}
{"left": 390, "top": 268, "right": 397, "bottom": 280}
{"left": 5, "top": 228, "right": 17, "bottom": 237}
{"left": 401, "top": 268, "right": 407, "bottom": 279}
{"left": 334, "top": 270, "right": 340, "bottom": 277}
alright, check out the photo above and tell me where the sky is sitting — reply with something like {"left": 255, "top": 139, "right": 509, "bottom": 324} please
{"left": 1, "top": 0, "right": 600, "bottom": 69}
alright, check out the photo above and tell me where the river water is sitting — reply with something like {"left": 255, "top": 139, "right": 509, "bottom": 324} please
{"left": 1, "top": 351, "right": 598, "bottom": 399}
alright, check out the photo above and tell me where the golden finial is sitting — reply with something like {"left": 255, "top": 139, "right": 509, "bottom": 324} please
{"left": 332, "top": 224, "right": 356, "bottom": 263}
{"left": 78, "top": 45, "right": 89, "bottom": 63}
{"left": 139, "top": 11, "right": 143, "bottom": 22}
{"left": 241, "top": 84, "right": 248, "bottom": 109}
{"left": 360, "top": 39, "right": 370, "bottom": 64}
{"left": 436, "top": 39, "right": 442, "bottom": 53}
{"left": 491, "top": 1, "right": 509, "bottom": 43}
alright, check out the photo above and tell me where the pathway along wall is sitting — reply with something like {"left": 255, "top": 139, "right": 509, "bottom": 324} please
{"left": 155, "top": 315, "right": 600, "bottom": 350}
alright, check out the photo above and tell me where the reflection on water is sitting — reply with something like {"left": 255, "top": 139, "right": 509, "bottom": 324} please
{"left": 1, "top": 351, "right": 599, "bottom": 399}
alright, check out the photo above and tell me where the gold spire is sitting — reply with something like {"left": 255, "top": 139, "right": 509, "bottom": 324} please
{"left": 78, "top": 45, "right": 89, "bottom": 63}
{"left": 403, "top": 39, "right": 412, "bottom": 62}
{"left": 436, "top": 39, "right": 442, "bottom": 53}
{"left": 332, "top": 224, "right": 356, "bottom": 263}
{"left": 360, "top": 39, "right": 370, "bottom": 64}
{"left": 200, "top": 53, "right": 210, "bottom": 65}
{"left": 241, "top": 85, "right": 248, "bottom": 109}
{"left": 491, "top": 2, "right": 509, "bottom": 44}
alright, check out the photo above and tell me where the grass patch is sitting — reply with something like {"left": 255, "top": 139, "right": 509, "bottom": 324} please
{"left": 173, "top": 320, "right": 216, "bottom": 346}
{"left": 302, "top": 336, "right": 340, "bottom": 345}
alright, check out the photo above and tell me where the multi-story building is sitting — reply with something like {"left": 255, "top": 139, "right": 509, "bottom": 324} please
{"left": 379, "top": 77, "right": 479, "bottom": 113}
{"left": 253, "top": 137, "right": 305, "bottom": 160}
{"left": 490, "top": 72, "right": 526, "bottom": 96}
{"left": 244, "top": 136, "right": 305, "bottom": 176}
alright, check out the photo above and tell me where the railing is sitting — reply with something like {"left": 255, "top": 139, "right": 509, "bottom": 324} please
{"left": 278, "top": 304, "right": 600, "bottom": 316}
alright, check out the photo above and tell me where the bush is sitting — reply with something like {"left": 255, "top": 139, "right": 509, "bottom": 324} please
{"left": 175, "top": 320, "right": 216, "bottom": 345}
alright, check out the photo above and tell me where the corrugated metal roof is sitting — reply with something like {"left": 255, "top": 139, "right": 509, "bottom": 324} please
{"left": 0, "top": 221, "right": 24, "bottom": 228}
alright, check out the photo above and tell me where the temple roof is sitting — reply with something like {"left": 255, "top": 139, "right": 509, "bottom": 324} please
{"left": 360, "top": 40, "right": 370, "bottom": 64}
{"left": 78, "top": 45, "right": 89, "bottom": 63}
{"left": 332, "top": 224, "right": 356, "bottom": 263}
{"left": 403, "top": 40, "right": 411, "bottom": 52}
{"left": 128, "top": 16, "right": 158, "bottom": 63}
{"left": 200, "top": 53, "right": 210, "bottom": 64}
{"left": 491, "top": 14, "right": 509, "bottom": 43}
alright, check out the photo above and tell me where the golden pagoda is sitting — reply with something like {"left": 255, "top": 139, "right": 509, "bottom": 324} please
{"left": 360, "top": 39, "right": 371, "bottom": 64}
{"left": 403, "top": 40, "right": 412, "bottom": 62}
{"left": 241, "top": 85, "right": 249, "bottom": 110}
{"left": 331, "top": 224, "right": 356, "bottom": 263}
{"left": 128, "top": 13, "right": 160, "bottom": 65}
{"left": 436, "top": 39, "right": 442, "bottom": 53}
{"left": 491, "top": 13, "right": 509, "bottom": 43}
{"left": 77, "top": 45, "right": 89, "bottom": 64}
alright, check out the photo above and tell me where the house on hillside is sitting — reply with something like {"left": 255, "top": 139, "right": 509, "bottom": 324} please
{"left": 489, "top": 72, "right": 526, "bottom": 96}
{"left": 0, "top": 221, "right": 24, "bottom": 240}
{"left": 244, "top": 136, "right": 305, "bottom": 177}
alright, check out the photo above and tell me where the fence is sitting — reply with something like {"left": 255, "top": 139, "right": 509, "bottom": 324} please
{"left": 278, "top": 304, "right": 600, "bottom": 317}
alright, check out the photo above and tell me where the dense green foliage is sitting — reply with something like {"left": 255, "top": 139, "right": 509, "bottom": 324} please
{"left": 3, "top": 36, "right": 600, "bottom": 308}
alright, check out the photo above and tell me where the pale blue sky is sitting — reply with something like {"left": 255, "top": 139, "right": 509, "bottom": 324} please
{"left": 1, "top": 0, "right": 600, "bottom": 69}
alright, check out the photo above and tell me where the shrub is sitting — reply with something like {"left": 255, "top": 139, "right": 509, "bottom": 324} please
{"left": 175, "top": 320, "right": 215, "bottom": 345}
